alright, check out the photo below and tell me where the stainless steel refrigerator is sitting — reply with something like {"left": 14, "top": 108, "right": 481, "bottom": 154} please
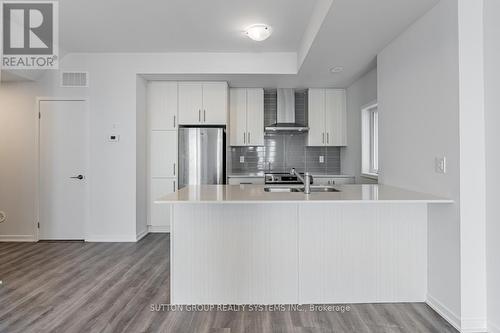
{"left": 178, "top": 127, "right": 225, "bottom": 189}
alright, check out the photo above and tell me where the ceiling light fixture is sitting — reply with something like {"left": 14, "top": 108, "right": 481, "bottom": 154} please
{"left": 330, "top": 66, "right": 344, "bottom": 73}
{"left": 244, "top": 24, "right": 272, "bottom": 42}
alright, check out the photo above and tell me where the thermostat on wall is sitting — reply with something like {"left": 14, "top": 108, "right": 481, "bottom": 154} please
{"left": 109, "top": 134, "right": 120, "bottom": 142}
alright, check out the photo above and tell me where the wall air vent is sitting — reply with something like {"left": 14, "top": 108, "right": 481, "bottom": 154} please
{"left": 61, "top": 72, "right": 89, "bottom": 87}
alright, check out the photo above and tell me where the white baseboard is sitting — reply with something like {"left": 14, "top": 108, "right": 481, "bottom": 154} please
{"left": 85, "top": 234, "right": 138, "bottom": 242}
{"left": 426, "top": 294, "right": 461, "bottom": 332}
{"left": 136, "top": 229, "right": 148, "bottom": 241}
{"left": 460, "top": 317, "right": 487, "bottom": 333}
{"left": 489, "top": 320, "right": 500, "bottom": 333}
{"left": 148, "top": 225, "right": 170, "bottom": 233}
{"left": 0, "top": 235, "right": 36, "bottom": 242}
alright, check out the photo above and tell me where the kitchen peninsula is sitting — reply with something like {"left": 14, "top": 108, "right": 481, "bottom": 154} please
{"left": 158, "top": 184, "right": 452, "bottom": 305}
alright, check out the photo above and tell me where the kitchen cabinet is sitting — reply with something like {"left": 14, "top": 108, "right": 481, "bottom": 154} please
{"left": 149, "top": 178, "right": 176, "bottom": 228}
{"left": 228, "top": 176, "right": 265, "bottom": 185}
{"left": 150, "top": 131, "right": 177, "bottom": 178}
{"left": 178, "top": 82, "right": 228, "bottom": 125}
{"left": 308, "top": 89, "right": 347, "bottom": 147}
{"left": 229, "top": 88, "right": 264, "bottom": 146}
{"left": 147, "top": 81, "right": 178, "bottom": 130}
{"left": 313, "top": 176, "right": 355, "bottom": 186}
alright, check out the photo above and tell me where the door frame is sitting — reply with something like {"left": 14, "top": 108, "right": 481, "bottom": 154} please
{"left": 35, "top": 97, "right": 89, "bottom": 241}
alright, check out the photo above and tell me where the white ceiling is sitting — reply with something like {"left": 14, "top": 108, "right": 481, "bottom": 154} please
{"left": 139, "top": 0, "right": 439, "bottom": 88}
{"left": 60, "top": 0, "right": 318, "bottom": 52}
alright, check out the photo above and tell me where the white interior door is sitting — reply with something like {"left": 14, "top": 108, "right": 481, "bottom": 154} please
{"left": 39, "top": 100, "right": 87, "bottom": 240}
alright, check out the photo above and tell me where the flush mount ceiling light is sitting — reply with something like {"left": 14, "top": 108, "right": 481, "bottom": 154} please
{"left": 330, "top": 66, "right": 344, "bottom": 73}
{"left": 244, "top": 24, "right": 272, "bottom": 42}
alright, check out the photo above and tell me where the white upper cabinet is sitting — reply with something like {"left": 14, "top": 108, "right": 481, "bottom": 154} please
{"left": 147, "top": 81, "right": 178, "bottom": 130}
{"left": 178, "top": 82, "right": 228, "bottom": 125}
{"left": 307, "top": 88, "right": 347, "bottom": 147}
{"left": 246, "top": 88, "right": 264, "bottom": 146}
{"left": 230, "top": 88, "right": 247, "bottom": 146}
{"left": 150, "top": 131, "right": 177, "bottom": 178}
{"left": 229, "top": 88, "right": 264, "bottom": 146}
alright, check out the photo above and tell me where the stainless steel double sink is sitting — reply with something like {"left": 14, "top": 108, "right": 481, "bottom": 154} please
{"left": 264, "top": 186, "right": 340, "bottom": 193}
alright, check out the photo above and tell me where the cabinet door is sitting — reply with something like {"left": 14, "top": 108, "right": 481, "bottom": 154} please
{"left": 246, "top": 88, "right": 264, "bottom": 146}
{"left": 229, "top": 88, "right": 247, "bottom": 146}
{"left": 150, "top": 131, "right": 177, "bottom": 178}
{"left": 307, "top": 89, "right": 326, "bottom": 146}
{"left": 202, "top": 82, "right": 228, "bottom": 125}
{"left": 148, "top": 82, "right": 178, "bottom": 130}
{"left": 325, "top": 89, "right": 347, "bottom": 146}
{"left": 150, "top": 178, "right": 176, "bottom": 227}
{"left": 178, "top": 82, "right": 203, "bottom": 125}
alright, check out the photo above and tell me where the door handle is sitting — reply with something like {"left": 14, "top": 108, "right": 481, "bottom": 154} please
{"left": 70, "top": 175, "right": 84, "bottom": 180}
{"left": 173, "top": 181, "right": 176, "bottom": 192}
{"left": 248, "top": 132, "right": 251, "bottom": 143}
{"left": 203, "top": 110, "right": 206, "bottom": 122}
{"left": 199, "top": 109, "right": 201, "bottom": 122}
{"left": 173, "top": 115, "right": 176, "bottom": 128}
{"left": 173, "top": 163, "right": 176, "bottom": 176}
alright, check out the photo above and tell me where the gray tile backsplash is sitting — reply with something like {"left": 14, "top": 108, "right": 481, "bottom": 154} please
{"left": 230, "top": 90, "right": 341, "bottom": 175}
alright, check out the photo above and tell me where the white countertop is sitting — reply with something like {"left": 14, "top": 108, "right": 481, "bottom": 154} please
{"left": 156, "top": 184, "right": 453, "bottom": 204}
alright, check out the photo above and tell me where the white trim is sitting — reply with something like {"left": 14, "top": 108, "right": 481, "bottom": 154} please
{"left": 426, "top": 294, "right": 461, "bottom": 331}
{"left": 460, "top": 317, "right": 487, "bottom": 333}
{"left": 0, "top": 235, "right": 37, "bottom": 242}
{"left": 148, "top": 225, "right": 170, "bottom": 233}
{"left": 36, "top": 97, "right": 89, "bottom": 242}
{"left": 85, "top": 235, "right": 138, "bottom": 242}
{"left": 489, "top": 320, "right": 500, "bottom": 333}
{"left": 136, "top": 229, "right": 148, "bottom": 241}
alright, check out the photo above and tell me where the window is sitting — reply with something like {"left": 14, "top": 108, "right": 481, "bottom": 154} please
{"left": 362, "top": 102, "right": 378, "bottom": 178}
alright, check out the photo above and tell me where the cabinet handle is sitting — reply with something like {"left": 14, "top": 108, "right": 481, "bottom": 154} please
{"left": 204, "top": 110, "right": 206, "bottom": 122}
{"left": 173, "top": 115, "right": 176, "bottom": 128}
{"left": 322, "top": 133, "right": 325, "bottom": 144}
{"left": 199, "top": 109, "right": 201, "bottom": 122}
{"left": 243, "top": 132, "right": 246, "bottom": 144}
{"left": 248, "top": 132, "right": 251, "bottom": 144}
{"left": 173, "top": 163, "right": 176, "bottom": 176}
{"left": 173, "top": 181, "right": 176, "bottom": 192}
{"left": 327, "top": 132, "right": 330, "bottom": 144}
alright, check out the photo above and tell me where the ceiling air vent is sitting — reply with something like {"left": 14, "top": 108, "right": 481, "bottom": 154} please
{"left": 61, "top": 71, "right": 89, "bottom": 87}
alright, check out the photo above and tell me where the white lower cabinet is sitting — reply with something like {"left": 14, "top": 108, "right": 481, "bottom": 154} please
{"left": 228, "top": 177, "right": 265, "bottom": 185}
{"left": 150, "top": 178, "right": 176, "bottom": 228}
{"left": 313, "top": 176, "right": 355, "bottom": 186}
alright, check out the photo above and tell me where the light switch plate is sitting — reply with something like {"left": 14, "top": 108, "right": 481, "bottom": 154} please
{"left": 319, "top": 156, "right": 325, "bottom": 164}
{"left": 435, "top": 156, "right": 447, "bottom": 174}
{"left": 240, "top": 156, "right": 245, "bottom": 163}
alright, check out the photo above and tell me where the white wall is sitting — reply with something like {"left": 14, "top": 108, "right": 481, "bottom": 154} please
{"left": 377, "top": 0, "right": 462, "bottom": 327}
{"left": 342, "top": 68, "right": 378, "bottom": 184}
{"left": 484, "top": 0, "right": 500, "bottom": 331}
{"left": 136, "top": 76, "right": 148, "bottom": 240}
{"left": 0, "top": 52, "right": 297, "bottom": 241}
{"left": 378, "top": 1, "right": 489, "bottom": 331}
{"left": 0, "top": 82, "right": 40, "bottom": 241}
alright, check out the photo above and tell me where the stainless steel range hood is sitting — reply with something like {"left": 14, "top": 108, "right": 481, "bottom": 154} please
{"left": 265, "top": 88, "right": 309, "bottom": 132}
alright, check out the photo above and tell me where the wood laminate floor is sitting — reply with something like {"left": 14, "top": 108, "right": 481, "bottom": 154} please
{"left": 0, "top": 234, "right": 457, "bottom": 333}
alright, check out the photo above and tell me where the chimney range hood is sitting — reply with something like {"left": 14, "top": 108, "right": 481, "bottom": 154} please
{"left": 265, "top": 88, "right": 309, "bottom": 132}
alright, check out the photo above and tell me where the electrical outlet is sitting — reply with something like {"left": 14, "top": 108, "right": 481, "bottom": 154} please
{"left": 435, "top": 157, "right": 447, "bottom": 174}
{"left": 240, "top": 156, "right": 245, "bottom": 163}
{"left": 319, "top": 156, "right": 325, "bottom": 164}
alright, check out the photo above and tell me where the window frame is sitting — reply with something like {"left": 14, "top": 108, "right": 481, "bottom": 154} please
{"left": 361, "top": 101, "right": 379, "bottom": 179}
